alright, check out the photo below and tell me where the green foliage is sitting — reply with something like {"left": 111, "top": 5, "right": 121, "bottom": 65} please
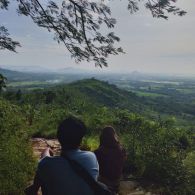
{"left": 0, "top": 98, "right": 36, "bottom": 194}
{"left": 0, "top": 73, "right": 7, "bottom": 93}
{"left": 184, "top": 152, "right": 195, "bottom": 193}
{"left": 81, "top": 136, "right": 99, "bottom": 151}
{"left": 1, "top": 78, "right": 194, "bottom": 194}
{"left": 115, "top": 111, "right": 193, "bottom": 194}
{"left": 30, "top": 105, "right": 69, "bottom": 138}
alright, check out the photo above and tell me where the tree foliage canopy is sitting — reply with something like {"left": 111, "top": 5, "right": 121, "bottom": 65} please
{"left": 0, "top": 0, "right": 186, "bottom": 67}
{"left": 0, "top": 98, "right": 36, "bottom": 194}
{"left": 0, "top": 73, "right": 7, "bottom": 93}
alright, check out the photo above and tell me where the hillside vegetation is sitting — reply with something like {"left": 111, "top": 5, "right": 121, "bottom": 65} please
{"left": 0, "top": 98, "right": 36, "bottom": 194}
{"left": 1, "top": 78, "right": 195, "bottom": 194}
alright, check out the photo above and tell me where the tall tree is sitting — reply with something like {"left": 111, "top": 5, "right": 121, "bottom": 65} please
{"left": 0, "top": 0, "right": 186, "bottom": 67}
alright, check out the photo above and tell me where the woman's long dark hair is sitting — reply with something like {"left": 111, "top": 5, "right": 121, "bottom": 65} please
{"left": 99, "top": 126, "right": 120, "bottom": 148}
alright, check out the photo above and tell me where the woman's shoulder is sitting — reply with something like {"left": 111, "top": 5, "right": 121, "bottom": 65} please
{"left": 94, "top": 147, "right": 104, "bottom": 154}
{"left": 94, "top": 145, "right": 126, "bottom": 158}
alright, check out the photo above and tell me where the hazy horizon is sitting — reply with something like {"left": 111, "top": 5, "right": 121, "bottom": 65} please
{"left": 2, "top": 64, "right": 195, "bottom": 79}
{"left": 0, "top": 0, "right": 195, "bottom": 75}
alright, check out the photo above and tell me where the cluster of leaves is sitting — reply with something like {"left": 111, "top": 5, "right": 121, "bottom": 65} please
{"left": 0, "top": 98, "right": 36, "bottom": 194}
{"left": 144, "top": 0, "right": 186, "bottom": 19}
{"left": 0, "top": 26, "right": 21, "bottom": 52}
{"left": 127, "top": 0, "right": 186, "bottom": 19}
{"left": 0, "top": 0, "right": 186, "bottom": 66}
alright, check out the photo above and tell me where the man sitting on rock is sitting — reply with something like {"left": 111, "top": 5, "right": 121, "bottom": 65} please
{"left": 25, "top": 116, "right": 99, "bottom": 195}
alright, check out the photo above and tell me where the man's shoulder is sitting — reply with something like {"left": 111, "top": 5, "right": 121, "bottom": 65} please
{"left": 78, "top": 150, "right": 96, "bottom": 158}
{"left": 38, "top": 150, "right": 99, "bottom": 180}
{"left": 69, "top": 150, "right": 97, "bottom": 163}
{"left": 73, "top": 150, "right": 99, "bottom": 179}
{"left": 38, "top": 151, "right": 97, "bottom": 166}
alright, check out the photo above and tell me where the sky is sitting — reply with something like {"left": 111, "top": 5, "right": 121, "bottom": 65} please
{"left": 0, "top": 0, "right": 195, "bottom": 75}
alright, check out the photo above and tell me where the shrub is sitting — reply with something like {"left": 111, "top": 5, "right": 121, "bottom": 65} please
{"left": 115, "top": 111, "right": 193, "bottom": 194}
{"left": 0, "top": 98, "right": 36, "bottom": 194}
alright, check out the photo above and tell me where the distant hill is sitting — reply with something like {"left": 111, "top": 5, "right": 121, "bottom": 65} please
{"left": 2, "top": 68, "right": 195, "bottom": 124}
{"left": 0, "top": 68, "right": 60, "bottom": 82}
{"left": 47, "top": 79, "right": 195, "bottom": 123}
{"left": 0, "top": 68, "right": 27, "bottom": 80}
{"left": 0, "top": 67, "right": 96, "bottom": 83}
{"left": 3, "top": 76, "right": 195, "bottom": 127}
{"left": 51, "top": 78, "right": 152, "bottom": 115}
{"left": 71, "top": 79, "right": 139, "bottom": 108}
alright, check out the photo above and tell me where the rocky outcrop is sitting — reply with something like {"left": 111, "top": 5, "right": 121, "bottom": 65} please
{"left": 31, "top": 138, "right": 60, "bottom": 158}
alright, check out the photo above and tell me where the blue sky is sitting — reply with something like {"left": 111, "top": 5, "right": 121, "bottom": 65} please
{"left": 0, "top": 0, "right": 195, "bottom": 75}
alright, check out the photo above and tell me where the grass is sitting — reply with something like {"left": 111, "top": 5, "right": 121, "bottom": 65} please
{"left": 176, "top": 88, "right": 195, "bottom": 94}
{"left": 134, "top": 91, "right": 168, "bottom": 98}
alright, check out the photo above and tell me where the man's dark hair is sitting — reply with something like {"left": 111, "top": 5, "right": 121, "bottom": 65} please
{"left": 57, "top": 116, "right": 86, "bottom": 150}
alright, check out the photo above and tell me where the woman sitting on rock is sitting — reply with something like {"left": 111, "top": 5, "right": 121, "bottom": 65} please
{"left": 94, "top": 126, "right": 126, "bottom": 194}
